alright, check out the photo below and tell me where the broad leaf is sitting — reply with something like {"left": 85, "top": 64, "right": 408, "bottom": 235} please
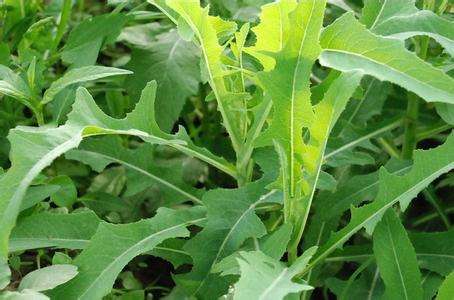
{"left": 61, "top": 14, "right": 128, "bottom": 67}
{"left": 126, "top": 30, "right": 200, "bottom": 132}
{"left": 50, "top": 207, "right": 205, "bottom": 299}
{"left": 373, "top": 209, "right": 423, "bottom": 300}
{"left": 319, "top": 13, "right": 454, "bottom": 104}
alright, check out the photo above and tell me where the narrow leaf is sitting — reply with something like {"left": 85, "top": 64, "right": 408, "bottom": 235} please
{"left": 373, "top": 209, "right": 423, "bottom": 300}
{"left": 319, "top": 13, "right": 454, "bottom": 104}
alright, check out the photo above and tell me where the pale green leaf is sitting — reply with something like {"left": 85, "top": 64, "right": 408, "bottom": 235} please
{"left": 233, "top": 248, "right": 316, "bottom": 300}
{"left": 18, "top": 264, "right": 78, "bottom": 292}
{"left": 373, "top": 209, "right": 423, "bottom": 300}
{"left": 319, "top": 13, "right": 454, "bottom": 104}
{"left": 0, "top": 65, "right": 34, "bottom": 107}
{"left": 0, "top": 289, "right": 49, "bottom": 300}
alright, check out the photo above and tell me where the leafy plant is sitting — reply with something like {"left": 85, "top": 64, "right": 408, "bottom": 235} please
{"left": 0, "top": 0, "right": 453, "bottom": 299}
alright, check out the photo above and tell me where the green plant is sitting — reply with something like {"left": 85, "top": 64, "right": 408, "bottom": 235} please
{"left": 0, "top": 0, "right": 453, "bottom": 299}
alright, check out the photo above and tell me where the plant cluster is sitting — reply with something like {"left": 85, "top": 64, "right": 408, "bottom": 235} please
{"left": 0, "top": 0, "right": 453, "bottom": 299}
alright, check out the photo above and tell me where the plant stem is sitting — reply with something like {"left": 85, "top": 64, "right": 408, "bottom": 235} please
{"left": 402, "top": 0, "right": 433, "bottom": 159}
{"left": 423, "top": 186, "right": 451, "bottom": 229}
{"left": 51, "top": 0, "right": 72, "bottom": 54}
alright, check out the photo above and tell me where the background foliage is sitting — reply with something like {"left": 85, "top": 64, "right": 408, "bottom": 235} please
{"left": 0, "top": 0, "right": 453, "bottom": 299}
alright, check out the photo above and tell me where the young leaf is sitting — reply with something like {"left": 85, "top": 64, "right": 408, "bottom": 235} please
{"left": 232, "top": 248, "right": 316, "bottom": 300}
{"left": 373, "top": 209, "right": 423, "bottom": 300}
{"left": 254, "top": 0, "right": 327, "bottom": 252}
{"left": 302, "top": 134, "right": 454, "bottom": 275}
{"left": 42, "top": 66, "right": 132, "bottom": 104}
{"left": 49, "top": 207, "right": 205, "bottom": 299}
{"left": 19, "top": 265, "right": 78, "bottom": 292}
{"left": 362, "top": 0, "right": 454, "bottom": 56}
{"left": 319, "top": 13, "right": 454, "bottom": 104}
{"left": 0, "top": 65, "right": 34, "bottom": 108}
{"left": 9, "top": 211, "right": 100, "bottom": 252}
{"left": 164, "top": 0, "right": 245, "bottom": 152}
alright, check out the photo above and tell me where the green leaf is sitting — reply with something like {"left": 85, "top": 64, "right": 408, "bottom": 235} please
{"left": 20, "top": 184, "right": 60, "bottom": 211}
{"left": 42, "top": 66, "right": 133, "bottom": 104}
{"left": 436, "top": 271, "right": 454, "bottom": 300}
{"left": 48, "top": 175, "right": 77, "bottom": 208}
{"left": 67, "top": 136, "right": 203, "bottom": 205}
{"left": 361, "top": 0, "right": 454, "bottom": 56}
{"left": 0, "top": 65, "right": 34, "bottom": 107}
{"left": 18, "top": 264, "right": 78, "bottom": 292}
{"left": 9, "top": 211, "right": 100, "bottom": 252}
{"left": 373, "top": 209, "right": 423, "bottom": 300}
{"left": 410, "top": 230, "right": 454, "bottom": 276}
{"left": 174, "top": 176, "right": 279, "bottom": 299}
{"left": 164, "top": 0, "right": 245, "bottom": 153}
{"left": 319, "top": 13, "right": 454, "bottom": 104}
{"left": 125, "top": 30, "right": 200, "bottom": 132}
{"left": 254, "top": 0, "right": 327, "bottom": 252}
{"left": 302, "top": 134, "right": 454, "bottom": 275}
{"left": 232, "top": 248, "right": 316, "bottom": 300}
{"left": 49, "top": 207, "right": 205, "bottom": 300}
{"left": 61, "top": 14, "right": 128, "bottom": 67}
{"left": 326, "top": 229, "right": 454, "bottom": 277}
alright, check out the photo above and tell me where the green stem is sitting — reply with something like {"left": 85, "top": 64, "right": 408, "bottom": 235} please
{"left": 422, "top": 186, "right": 451, "bottom": 229}
{"left": 402, "top": 0, "right": 432, "bottom": 159}
{"left": 401, "top": 92, "right": 420, "bottom": 159}
{"left": 51, "top": 0, "right": 72, "bottom": 54}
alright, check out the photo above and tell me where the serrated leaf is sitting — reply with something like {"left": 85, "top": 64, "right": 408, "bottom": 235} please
{"left": 49, "top": 207, "right": 205, "bottom": 299}
{"left": 373, "top": 209, "right": 423, "bottom": 300}
{"left": 164, "top": 0, "right": 246, "bottom": 152}
{"left": 362, "top": 0, "right": 454, "bottom": 56}
{"left": 19, "top": 264, "right": 78, "bottom": 292}
{"left": 42, "top": 66, "right": 132, "bottom": 104}
{"left": 254, "top": 0, "right": 327, "bottom": 252}
{"left": 174, "top": 177, "right": 279, "bottom": 299}
{"left": 0, "top": 81, "right": 233, "bottom": 283}
{"left": 233, "top": 248, "right": 316, "bottom": 300}
{"left": 9, "top": 211, "right": 100, "bottom": 252}
{"left": 319, "top": 13, "right": 454, "bottom": 104}
{"left": 302, "top": 134, "right": 454, "bottom": 275}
